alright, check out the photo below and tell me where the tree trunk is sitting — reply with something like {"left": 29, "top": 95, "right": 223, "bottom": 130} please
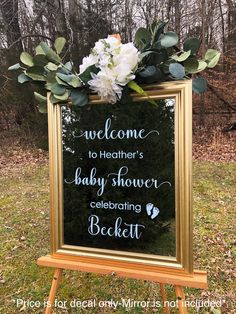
{"left": 54, "top": 0, "right": 68, "bottom": 38}
{"left": 68, "top": 0, "right": 81, "bottom": 66}
{"left": 1, "top": 0, "right": 23, "bottom": 63}
{"left": 174, "top": 0, "right": 181, "bottom": 38}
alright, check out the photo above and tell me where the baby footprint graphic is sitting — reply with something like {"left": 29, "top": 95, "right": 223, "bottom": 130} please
{"left": 146, "top": 203, "right": 153, "bottom": 216}
{"left": 146, "top": 203, "right": 160, "bottom": 220}
{"left": 151, "top": 207, "right": 160, "bottom": 220}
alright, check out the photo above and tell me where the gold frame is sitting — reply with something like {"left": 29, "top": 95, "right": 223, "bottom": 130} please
{"left": 47, "top": 80, "right": 193, "bottom": 276}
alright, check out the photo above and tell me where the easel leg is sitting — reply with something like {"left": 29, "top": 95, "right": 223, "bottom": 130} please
{"left": 175, "top": 285, "right": 187, "bottom": 314}
{"left": 159, "top": 283, "right": 170, "bottom": 314}
{"left": 45, "top": 268, "right": 63, "bottom": 314}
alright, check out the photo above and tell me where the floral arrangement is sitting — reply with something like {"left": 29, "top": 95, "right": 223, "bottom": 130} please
{"left": 8, "top": 20, "right": 221, "bottom": 112}
{"left": 80, "top": 35, "right": 139, "bottom": 103}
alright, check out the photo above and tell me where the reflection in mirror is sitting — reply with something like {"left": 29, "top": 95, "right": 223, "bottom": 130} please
{"left": 62, "top": 98, "right": 176, "bottom": 257}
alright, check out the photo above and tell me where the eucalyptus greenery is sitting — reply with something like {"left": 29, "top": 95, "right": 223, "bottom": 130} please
{"left": 9, "top": 20, "right": 220, "bottom": 113}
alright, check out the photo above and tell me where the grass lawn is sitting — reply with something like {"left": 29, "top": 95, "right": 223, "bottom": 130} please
{"left": 0, "top": 161, "right": 235, "bottom": 313}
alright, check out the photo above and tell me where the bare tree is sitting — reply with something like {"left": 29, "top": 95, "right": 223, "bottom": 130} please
{"left": 1, "top": 0, "right": 23, "bottom": 61}
{"left": 0, "top": 0, "right": 235, "bottom": 129}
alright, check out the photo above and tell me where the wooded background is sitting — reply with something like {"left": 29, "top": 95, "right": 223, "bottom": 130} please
{"left": 0, "top": 0, "right": 235, "bottom": 146}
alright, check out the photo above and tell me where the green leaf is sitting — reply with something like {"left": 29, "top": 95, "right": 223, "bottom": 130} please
{"left": 18, "top": 73, "right": 30, "bottom": 83}
{"left": 79, "top": 65, "right": 99, "bottom": 84}
{"left": 57, "top": 66, "right": 70, "bottom": 75}
{"left": 46, "top": 71, "right": 57, "bottom": 84}
{"left": 128, "top": 81, "right": 157, "bottom": 106}
{"left": 45, "top": 83, "right": 53, "bottom": 91}
{"left": 8, "top": 63, "right": 21, "bottom": 71}
{"left": 128, "top": 81, "right": 146, "bottom": 95}
{"left": 68, "top": 75, "right": 82, "bottom": 88}
{"left": 152, "top": 40, "right": 162, "bottom": 50}
{"left": 139, "top": 66, "right": 157, "bottom": 78}
{"left": 151, "top": 20, "right": 167, "bottom": 43}
{"left": 55, "top": 76, "right": 69, "bottom": 86}
{"left": 51, "top": 83, "right": 66, "bottom": 96}
{"left": 134, "top": 28, "right": 152, "bottom": 49}
{"left": 56, "top": 73, "right": 71, "bottom": 82}
{"left": 38, "top": 102, "right": 47, "bottom": 113}
{"left": 56, "top": 73, "right": 82, "bottom": 87}
{"left": 205, "top": 49, "right": 221, "bottom": 68}
{"left": 184, "top": 57, "right": 199, "bottom": 73}
{"left": 64, "top": 61, "right": 73, "bottom": 71}
{"left": 40, "top": 42, "right": 61, "bottom": 64}
{"left": 141, "top": 68, "right": 162, "bottom": 83}
{"left": 34, "top": 92, "right": 47, "bottom": 113}
{"left": 46, "top": 62, "right": 58, "bottom": 71}
{"left": 139, "top": 51, "right": 156, "bottom": 61}
{"left": 34, "top": 92, "right": 47, "bottom": 103}
{"left": 26, "top": 66, "right": 46, "bottom": 81}
{"left": 195, "top": 60, "right": 207, "bottom": 73}
{"left": 160, "top": 32, "right": 178, "bottom": 48}
{"left": 33, "top": 55, "right": 48, "bottom": 67}
{"left": 20, "top": 52, "right": 34, "bottom": 67}
{"left": 160, "top": 49, "right": 169, "bottom": 62}
{"left": 36, "top": 45, "right": 45, "bottom": 55}
{"left": 205, "top": 49, "right": 219, "bottom": 60}
{"left": 169, "top": 63, "right": 185, "bottom": 79}
{"left": 50, "top": 94, "right": 61, "bottom": 104}
{"left": 161, "top": 59, "right": 176, "bottom": 74}
{"left": 183, "top": 37, "right": 200, "bottom": 54}
{"left": 193, "top": 77, "right": 207, "bottom": 94}
{"left": 171, "top": 50, "right": 191, "bottom": 62}
{"left": 53, "top": 90, "right": 69, "bottom": 101}
{"left": 144, "top": 51, "right": 163, "bottom": 66}
{"left": 54, "top": 37, "right": 66, "bottom": 54}
{"left": 71, "top": 89, "right": 88, "bottom": 107}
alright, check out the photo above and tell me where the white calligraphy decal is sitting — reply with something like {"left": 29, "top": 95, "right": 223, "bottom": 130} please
{"left": 88, "top": 215, "right": 145, "bottom": 239}
{"left": 74, "top": 118, "right": 159, "bottom": 140}
{"left": 65, "top": 166, "right": 171, "bottom": 196}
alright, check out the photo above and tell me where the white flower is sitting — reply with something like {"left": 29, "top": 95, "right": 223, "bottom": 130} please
{"left": 79, "top": 54, "right": 98, "bottom": 74}
{"left": 93, "top": 40, "right": 105, "bottom": 55}
{"left": 111, "top": 63, "right": 135, "bottom": 85}
{"left": 98, "top": 53, "right": 111, "bottom": 67}
{"left": 113, "top": 42, "right": 139, "bottom": 71}
{"left": 79, "top": 36, "right": 140, "bottom": 103}
{"left": 88, "top": 68, "right": 123, "bottom": 104}
{"left": 93, "top": 36, "right": 121, "bottom": 57}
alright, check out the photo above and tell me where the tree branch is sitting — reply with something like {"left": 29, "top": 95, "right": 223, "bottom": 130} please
{"left": 5, "top": 34, "right": 53, "bottom": 50}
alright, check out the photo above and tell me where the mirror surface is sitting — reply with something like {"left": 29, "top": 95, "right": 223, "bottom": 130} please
{"left": 62, "top": 98, "right": 176, "bottom": 256}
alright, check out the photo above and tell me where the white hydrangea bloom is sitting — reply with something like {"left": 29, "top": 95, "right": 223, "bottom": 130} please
{"left": 98, "top": 53, "right": 111, "bottom": 68}
{"left": 93, "top": 40, "right": 105, "bottom": 55}
{"left": 104, "top": 36, "right": 121, "bottom": 52}
{"left": 79, "top": 36, "right": 139, "bottom": 103}
{"left": 93, "top": 36, "right": 121, "bottom": 58}
{"left": 113, "top": 43, "right": 139, "bottom": 71}
{"left": 79, "top": 54, "right": 98, "bottom": 74}
{"left": 111, "top": 63, "right": 135, "bottom": 85}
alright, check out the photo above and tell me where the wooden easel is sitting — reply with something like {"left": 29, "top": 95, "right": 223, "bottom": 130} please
{"left": 37, "top": 255, "right": 207, "bottom": 314}
{"left": 42, "top": 53, "right": 205, "bottom": 313}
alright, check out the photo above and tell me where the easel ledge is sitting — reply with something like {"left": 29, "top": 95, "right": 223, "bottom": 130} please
{"left": 37, "top": 255, "right": 207, "bottom": 289}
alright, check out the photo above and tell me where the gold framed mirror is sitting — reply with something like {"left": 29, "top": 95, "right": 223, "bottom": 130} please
{"left": 47, "top": 80, "right": 193, "bottom": 275}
